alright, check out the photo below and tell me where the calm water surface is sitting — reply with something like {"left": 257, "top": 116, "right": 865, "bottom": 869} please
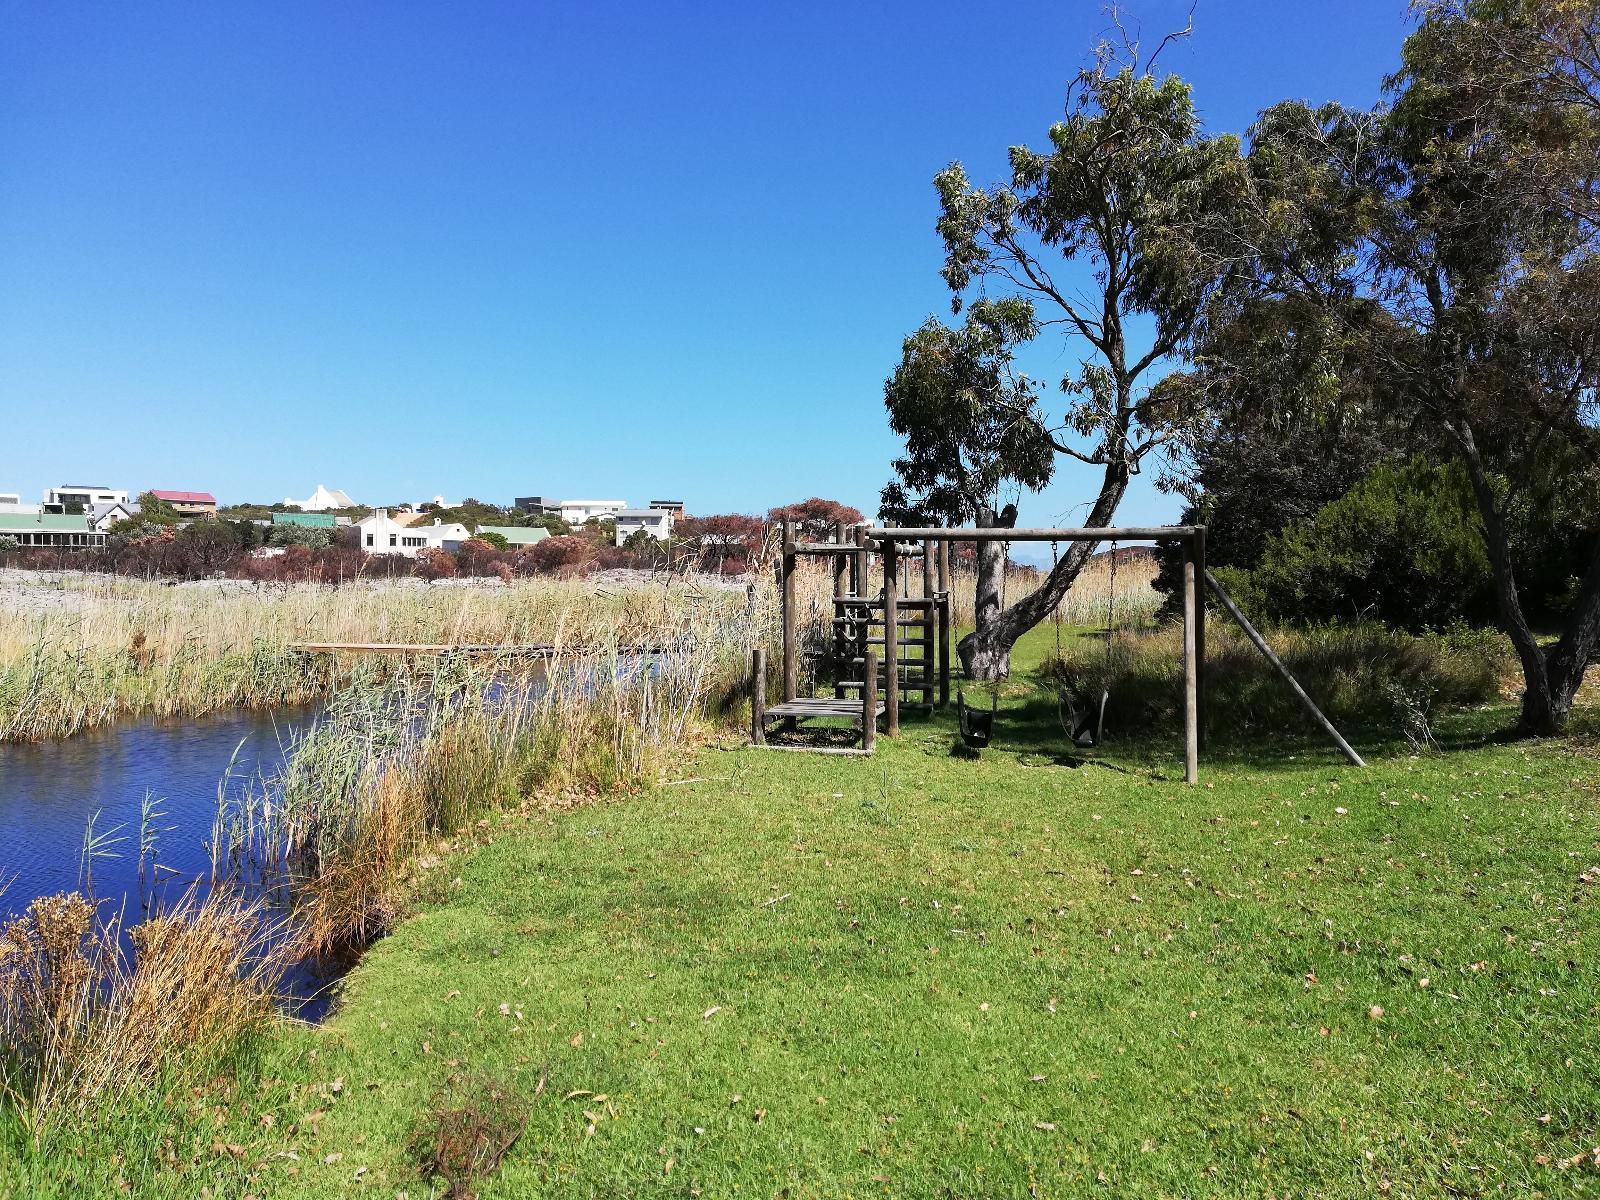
{"left": 0, "top": 706, "right": 343, "bottom": 1018}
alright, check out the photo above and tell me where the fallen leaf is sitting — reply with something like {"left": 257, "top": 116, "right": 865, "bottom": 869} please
{"left": 570, "top": 1032, "right": 584, "bottom": 1047}
{"left": 702, "top": 1006, "right": 722, "bottom": 1020}
{"left": 1034, "top": 1121, "right": 1057, "bottom": 1132}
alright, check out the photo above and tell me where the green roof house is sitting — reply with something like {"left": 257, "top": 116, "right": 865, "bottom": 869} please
{"left": 475, "top": 525, "right": 550, "bottom": 547}
{"left": 0, "top": 512, "right": 104, "bottom": 549}
{"left": 271, "top": 511, "right": 337, "bottom": 528}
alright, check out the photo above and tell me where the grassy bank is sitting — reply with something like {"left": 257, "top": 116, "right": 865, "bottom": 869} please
{"left": 6, "top": 625, "right": 1596, "bottom": 1197}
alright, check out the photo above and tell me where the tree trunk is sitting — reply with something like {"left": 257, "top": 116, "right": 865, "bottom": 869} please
{"left": 1450, "top": 417, "right": 1599, "bottom": 734}
{"left": 960, "top": 503, "right": 1015, "bottom": 678}
{"left": 957, "top": 463, "right": 1131, "bottom": 680}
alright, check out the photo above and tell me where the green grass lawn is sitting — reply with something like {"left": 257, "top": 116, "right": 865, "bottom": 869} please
{"left": 11, "top": 627, "right": 1600, "bottom": 1198}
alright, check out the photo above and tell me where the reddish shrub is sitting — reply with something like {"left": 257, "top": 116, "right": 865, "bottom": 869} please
{"left": 456, "top": 537, "right": 501, "bottom": 576}
{"left": 525, "top": 535, "right": 593, "bottom": 575}
{"left": 414, "top": 548, "right": 458, "bottom": 581}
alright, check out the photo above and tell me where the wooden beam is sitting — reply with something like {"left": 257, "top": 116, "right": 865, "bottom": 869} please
{"left": 883, "top": 538, "right": 899, "bottom": 737}
{"left": 862, "top": 649, "right": 877, "bottom": 753}
{"left": 781, "top": 519, "right": 798, "bottom": 703}
{"left": 1195, "top": 525, "right": 1208, "bottom": 752}
{"left": 937, "top": 538, "right": 951, "bottom": 709}
{"left": 750, "top": 646, "right": 767, "bottom": 746}
{"left": 863, "top": 526, "right": 1202, "bottom": 542}
{"left": 1183, "top": 549, "right": 1199, "bottom": 785}
{"left": 1205, "top": 569, "right": 1367, "bottom": 768}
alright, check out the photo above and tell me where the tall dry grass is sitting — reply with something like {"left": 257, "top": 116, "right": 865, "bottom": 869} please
{"left": 1041, "top": 620, "right": 1513, "bottom": 742}
{"left": 210, "top": 602, "right": 766, "bottom": 958}
{"left": 0, "top": 572, "right": 767, "bottom": 741}
{"left": 783, "top": 550, "right": 1162, "bottom": 648}
{"left": 0, "top": 888, "right": 286, "bottom": 1132}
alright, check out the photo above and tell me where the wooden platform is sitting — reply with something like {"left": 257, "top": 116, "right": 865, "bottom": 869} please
{"left": 766, "top": 697, "right": 887, "bottom": 720}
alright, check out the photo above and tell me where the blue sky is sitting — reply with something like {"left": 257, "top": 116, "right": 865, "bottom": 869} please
{"left": 0, "top": 1, "right": 1409, "bottom": 537}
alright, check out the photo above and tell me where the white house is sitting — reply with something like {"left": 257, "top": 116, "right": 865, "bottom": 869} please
{"left": 282, "top": 484, "right": 358, "bottom": 512}
{"left": 356, "top": 509, "right": 471, "bottom": 557}
{"left": 43, "top": 485, "right": 128, "bottom": 513}
{"left": 0, "top": 492, "right": 41, "bottom": 515}
{"left": 614, "top": 508, "right": 674, "bottom": 544}
{"left": 88, "top": 501, "right": 134, "bottom": 531}
{"left": 558, "top": 499, "right": 627, "bottom": 526}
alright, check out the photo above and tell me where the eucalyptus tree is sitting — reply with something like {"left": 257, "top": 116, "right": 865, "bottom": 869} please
{"left": 882, "top": 49, "right": 1247, "bottom": 676}
{"left": 1199, "top": 0, "right": 1600, "bottom": 732}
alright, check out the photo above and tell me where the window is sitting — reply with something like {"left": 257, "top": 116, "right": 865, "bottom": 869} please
{"left": 389, "top": 534, "right": 397, "bottom": 547}
{"left": 366, "top": 534, "right": 373, "bottom": 547}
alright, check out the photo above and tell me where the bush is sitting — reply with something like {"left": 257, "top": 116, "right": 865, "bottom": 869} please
{"left": 414, "top": 548, "right": 458, "bottom": 581}
{"left": 0, "top": 535, "right": 17, "bottom": 555}
{"left": 526, "top": 535, "right": 593, "bottom": 575}
{"left": 1244, "top": 457, "right": 1492, "bottom": 629}
{"left": 1041, "top": 620, "right": 1512, "bottom": 741}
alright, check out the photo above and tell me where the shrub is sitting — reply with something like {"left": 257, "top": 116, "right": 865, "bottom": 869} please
{"left": 0, "top": 535, "right": 17, "bottom": 555}
{"left": 414, "top": 548, "right": 458, "bottom": 581}
{"left": 1041, "top": 620, "right": 1512, "bottom": 741}
{"left": 526, "top": 535, "right": 593, "bottom": 575}
{"left": 1245, "top": 457, "right": 1492, "bottom": 629}
{"left": 455, "top": 538, "right": 501, "bottom": 576}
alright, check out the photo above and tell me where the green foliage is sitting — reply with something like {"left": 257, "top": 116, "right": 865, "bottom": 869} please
{"left": 133, "top": 492, "right": 180, "bottom": 525}
{"left": 1042, "top": 618, "right": 1510, "bottom": 739}
{"left": 1246, "top": 458, "right": 1493, "bottom": 629}
{"left": 268, "top": 524, "right": 333, "bottom": 550}
{"left": 0, "top": 536, "right": 17, "bottom": 554}
{"left": 474, "top": 530, "right": 509, "bottom": 552}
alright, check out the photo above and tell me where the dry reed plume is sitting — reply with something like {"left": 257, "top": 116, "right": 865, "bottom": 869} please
{"left": 0, "top": 888, "right": 287, "bottom": 1132}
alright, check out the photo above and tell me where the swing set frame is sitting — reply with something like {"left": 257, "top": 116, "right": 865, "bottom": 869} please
{"left": 762, "top": 521, "right": 1365, "bottom": 784}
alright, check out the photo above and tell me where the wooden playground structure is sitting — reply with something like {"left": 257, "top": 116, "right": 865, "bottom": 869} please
{"left": 752, "top": 520, "right": 1364, "bottom": 784}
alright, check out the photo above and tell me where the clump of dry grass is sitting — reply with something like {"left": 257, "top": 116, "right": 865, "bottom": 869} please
{"left": 0, "top": 888, "right": 287, "bottom": 1132}
{"left": 412, "top": 1072, "right": 530, "bottom": 1199}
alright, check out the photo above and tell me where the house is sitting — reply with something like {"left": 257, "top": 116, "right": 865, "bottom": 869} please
{"left": 0, "top": 492, "right": 41, "bottom": 515}
{"left": 43, "top": 485, "right": 128, "bottom": 514}
{"left": 355, "top": 509, "right": 470, "bottom": 557}
{"left": 271, "top": 511, "right": 337, "bottom": 529}
{"left": 0, "top": 513, "right": 104, "bottom": 549}
{"left": 89, "top": 501, "right": 134, "bottom": 532}
{"left": 513, "top": 496, "right": 554, "bottom": 515}
{"left": 148, "top": 489, "right": 217, "bottom": 518}
{"left": 614, "top": 508, "right": 674, "bottom": 544}
{"left": 558, "top": 499, "right": 627, "bottom": 525}
{"left": 648, "top": 500, "right": 687, "bottom": 518}
{"left": 282, "top": 484, "right": 358, "bottom": 511}
{"left": 476, "top": 525, "right": 550, "bottom": 548}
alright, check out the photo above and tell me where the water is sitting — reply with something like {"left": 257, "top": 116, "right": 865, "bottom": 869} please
{"left": 0, "top": 706, "right": 344, "bottom": 1019}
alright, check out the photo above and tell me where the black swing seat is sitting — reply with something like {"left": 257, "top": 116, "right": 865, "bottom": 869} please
{"left": 1059, "top": 686, "right": 1110, "bottom": 748}
{"left": 957, "top": 689, "right": 998, "bottom": 749}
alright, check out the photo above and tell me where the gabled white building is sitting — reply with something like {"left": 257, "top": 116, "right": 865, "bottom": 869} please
{"left": 356, "top": 509, "right": 470, "bottom": 557}
{"left": 283, "top": 484, "right": 358, "bottom": 512}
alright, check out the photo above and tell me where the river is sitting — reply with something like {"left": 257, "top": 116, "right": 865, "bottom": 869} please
{"left": 0, "top": 706, "right": 344, "bottom": 1019}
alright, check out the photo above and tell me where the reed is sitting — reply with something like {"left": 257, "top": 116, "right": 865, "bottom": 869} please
{"left": 0, "top": 572, "right": 763, "bottom": 741}
{"left": 0, "top": 888, "right": 287, "bottom": 1132}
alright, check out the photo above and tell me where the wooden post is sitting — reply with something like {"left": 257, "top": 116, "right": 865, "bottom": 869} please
{"left": 1194, "top": 527, "right": 1207, "bottom": 752}
{"left": 883, "top": 537, "right": 899, "bottom": 737}
{"left": 862, "top": 649, "right": 878, "bottom": 753}
{"left": 833, "top": 521, "right": 848, "bottom": 700}
{"left": 781, "top": 519, "right": 797, "bottom": 703}
{"left": 921, "top": 538, "right": 934, "bottom": 600}
{"left": 936, "top": 538, "right": 951, "bottom": 709}
{"left": 832, "top": 521, "right": 848, "bottom": 601}
{"left": 1205, "top": 569, "right": 1367, "bottom": 767}
{"left": 750, "top": 646, "right": 767, "bottom": 746}
{"left": 1183, "top": 546, "right": 1199, "bottom": 785}
{"left": 852, "top": 524, "right": 868, "bottom": 599}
